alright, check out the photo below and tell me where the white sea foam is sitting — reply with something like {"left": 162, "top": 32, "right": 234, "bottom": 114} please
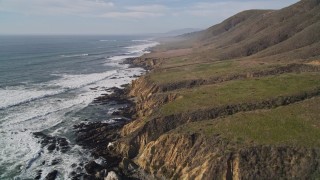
{"left": 0, "top": 92, "right": 95, "bottom": 178}
{"left": 1, "top": 96, "right": 79, "bottom": 129}
{"left": 1, "top": 40, "right": 157, "bottom": 111}
{"left": 125, "top": 41, "right": 159, "bottom": 54}
{"left": 101, "top": 119, "right": 117, "bottom": 124}
{"left": 0, "top": 67, "right": 145, "bottom": 179}
{"left": 131, "top": 40, "right": 150, "bottom": 42}
{"left": 0, "top": 68, "right": 144, "bottom": 129}
{"left": 0, "top": 70, "right": 121, "bottom": 110}
{"left": 60, "top": 54, "right": 89, "bottom": 58}
{"left": 49, "top": 70, "right": 118, "bottom": 89}
{"left": 0, "top": 87, "right": 63, "bottom": 110}
{"left": 106, "top": 40, "right": 159, "bottom": 66}
{"left": 100, "top": 40, "right": 116, "bottom": 42}
{"left": 0, "top": 39, "right": 157, "bottom": 179}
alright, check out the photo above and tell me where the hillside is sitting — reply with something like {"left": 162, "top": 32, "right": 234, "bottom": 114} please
{"left": 158, "top": 0, "right": 320, "bottom": 62}
{"left": 109, "top": 0, "right": 320, "bottom": 179}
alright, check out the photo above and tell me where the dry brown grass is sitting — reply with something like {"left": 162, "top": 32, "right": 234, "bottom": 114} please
{"left": 307, "top": 60, "right": 320, "bottom": 66}
{"left": 159, "top": 0, "right": 320, "bottom": 64}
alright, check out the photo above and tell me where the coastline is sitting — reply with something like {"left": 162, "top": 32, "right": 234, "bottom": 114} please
{"left": 0, "top": 37, "right": 160, "bottom": 180}
{"left": 2, "top": 0, "right": 320, "bottom": 179}
{"left": 94, "top": 59, "right": 320, "bottom": 180}
{"left": 94, "top": 48, "right": 320, "bottom": 179}
{"left": 70, "top": 45, "right": 158, "bottom": 179}
{"left": 65, "top": 33, "right": 320, "bottom": 180}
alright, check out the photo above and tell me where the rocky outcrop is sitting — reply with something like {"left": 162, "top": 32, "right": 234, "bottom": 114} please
{"left": 45, "top": 170, "right": 59, "bottom": 180}
{"left": 120, "top": 76, "right": 178, "bottom": 137}
{"left": 137, "top": 133, "right": 217, "bottom": 179}
{"left": 129, "top": 76, "right": 160, "bottom": 117}
{"left": 124, "top": 57, "right": 162, "bottom": 70}
{"left": 104, "top": 171, "right": 121, "bottom": 180}
{"left": 33, "top": 132, "right": 70, "bottom": 153}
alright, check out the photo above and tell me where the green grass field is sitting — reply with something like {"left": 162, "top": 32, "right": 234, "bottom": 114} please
{"left": 150, "top": 58, "right": 277, "bottom": 84}
{"left": 159, "top": 72, "right": 320, "bottom": 116}
{"left": 177, "top": 97, "right": 320, "bottom": 147}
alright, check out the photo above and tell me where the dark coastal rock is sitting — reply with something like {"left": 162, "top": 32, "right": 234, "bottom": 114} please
{"left": 74, "top": 122, "right": 121, "bottom": 150}
{"left": 111, "top": 106, "right": 135, "bottom": 119}
{"left": 70, "top": 173, "right": 98, "bottom": 180}
{"left": 103, "top": 154, "right": 122, "bottom": 169}
{"left": 60, "top": 147, "right": 70, "bottom": 153}
{"left": 57, "top": 137, "right": 68, "bottom": 146}
{"left": 70, "top": 171, "right": 77, "bottom": 177}
{"left": 45, "top": 170, "right": 58, "bottom": 180}
{"left": 111, "top": 111, "right": 121, "bottom": 116}
{"left": 33, "top": 132, "right": 47, "bottom": 138}
{"left": 72, "top": 76, "right": 141, "bottom": 179}
{"left": 94, "top": 87, "right": 133, "bottom": 105}
{"left": 120, "top": 158, "right": 139, "bottom": 173}
{"left": 51, "top": 158, "right": 62, "bottom": 165}
{"left": 47, "top": 143, "right": 56, "bottom": 152}
{"left": 33, "top": 132, "right": 71, "bottom": 153}
{"left": 84, "top": 161, "right": 103, "bottom": 174}
{"left": 100, "top": 169, "right": 109, "bottom": 178}
{"left": 35, "top": 170, "right": 42, "bottom": 179}
{"left": 120, "top": 84, "right": 129, "bottom": 88}
{"left": 83, "top": 174, "right": 97, "bottom": 180}
{"left": 122, "top": 57, "right": 158, "bottom": 70}
{"left": 74, "top": 120, "right": 128, "bottom": 178}
{"left": 34, "top": 132, "right": 53, "bottom": 147}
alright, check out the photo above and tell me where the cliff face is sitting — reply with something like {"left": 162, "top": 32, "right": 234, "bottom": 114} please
{"left": 122, "top": 75, "right": 177, "bottom": 137}
{"left": 137, "top": 133, "right": 216, "bottom": 180}
{"left": 114, "top": 74, "right": 320, "bottom": 179}
{"left": 116, "top": 76, "right": 178, "bottom": 159}
{"left": 137, "top": 133, "right": 320, "bottom": 180}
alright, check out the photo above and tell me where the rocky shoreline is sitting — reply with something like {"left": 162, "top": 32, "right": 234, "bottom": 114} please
{"left": 31, "top": 55, "right": 320, "bottom": 179}
{"left": 28, "top": 58, "right": 150, "bottom": 180}
{"left": 70, "top": 60, "right": 150, "bottom": 180}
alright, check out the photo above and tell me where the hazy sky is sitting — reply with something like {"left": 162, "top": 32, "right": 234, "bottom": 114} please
{"left": 0, "top": 0, "right": 299, "bottom": 35}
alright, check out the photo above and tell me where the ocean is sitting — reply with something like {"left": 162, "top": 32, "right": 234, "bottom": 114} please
{"left": 0, "top": 35, "right": 158, "bottom": 179}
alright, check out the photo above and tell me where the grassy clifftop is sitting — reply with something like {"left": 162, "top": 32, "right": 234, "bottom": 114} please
{"left": 178, "top": 97, "right": 320, "bottom": 147}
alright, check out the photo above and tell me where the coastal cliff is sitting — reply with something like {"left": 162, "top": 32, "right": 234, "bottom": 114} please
{"left": 138, "top": 133, "right": 320, "bottom": 180}
{"left": 113, "top": 70, "right": 320, "bottom": 179}
{"left": 110, "top": 0, "right": 320, "bottom": 179}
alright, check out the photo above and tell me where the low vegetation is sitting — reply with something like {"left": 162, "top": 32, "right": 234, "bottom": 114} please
{"left": 178, "top": 97, "right": 320, "bottom": 147}
{"left": 159, "top": 72, "right": 320, "bottom": 116}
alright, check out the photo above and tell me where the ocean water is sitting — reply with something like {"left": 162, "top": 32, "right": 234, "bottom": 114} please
{"left": 0, "top": 35, "right": 158, "bottom": 179}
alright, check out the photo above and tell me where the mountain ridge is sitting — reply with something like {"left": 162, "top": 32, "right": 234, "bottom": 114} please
{"left": 164, "top": 0, "right": 320, "bottom": 62}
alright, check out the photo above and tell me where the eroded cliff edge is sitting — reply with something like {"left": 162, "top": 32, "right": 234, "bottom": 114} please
{"left": 111, "top": 57, "right": 320, "bottom": 179}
